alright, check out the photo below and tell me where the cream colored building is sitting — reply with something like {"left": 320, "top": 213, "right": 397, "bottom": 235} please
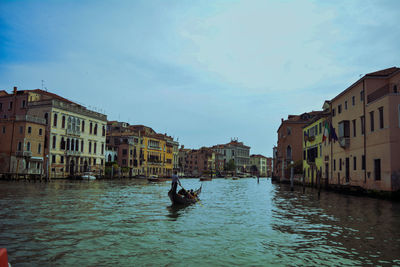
{"left": 25, "top": 89, "right": 107, "bottom": 178}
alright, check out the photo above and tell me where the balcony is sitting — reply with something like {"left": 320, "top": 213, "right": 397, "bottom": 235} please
{"left": 15, "top": 151, "right": 32, "bottom": 157}
{"left": 66, "top": 150, "right": 81, "bottom": 156}
{"left": 338, "top": 137, "right": 350, "bottom": 148}
{"left": 66, "top": 128, "right": 81, "bottom": 136}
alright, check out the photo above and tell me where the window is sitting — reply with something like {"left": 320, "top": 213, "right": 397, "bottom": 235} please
{"left": 352, "top": 120, "right": 356, "bottom": 137}
{"left": 319, "top": 123, "right": 322, "bottom": 134}
{"left": 379, "top": 107, "right": 384, "bottom": 129}
{"left": 89, "top": 142, "right": 92, "bottom": 153}
{"left": 94, "top": 124, "right": 98, "bottom": 135}
{"left": 60, "top": 156, "right": 64, "bottom": 163}
{"left": 352, "top": 96, "right": 355, "bottom": 106}
{"left": 28, "top": 126, "right": 32, "bottom": 134}
{"left": 332, "top": 108, "right": 336, "bottom": 117}
{"left": 93, "top": 158, "right": 96, "bottom": 165}
{"left": 102, "top": 144, "right": 104, "bottom": 155}
{"left": 9, "top": 101, "right": 13, "bottom": 110}
{"left": 286, "top": 145, "right": 292, "bottom": 160}
{"left": 360, "top": 90, "right": 364, "bottom": 102}
{"left": 62, "top": 116, "right": 66, "bottom": 128}
{"left": 39, "top": 128, "right": 42, "bottom": 135}
{"left": 27, "top": 142, "right": 31, "bottom": 151}
{"left": 319, "top": 144, "right": 322, "bottom": 157}
{"left": 52, "top": 155, "right": 56, "bottom": 163}
{"left": 394, "top": 85, "right": 398, "bottom": 93}
{"left": 94, "top": 142, "right": 97, "bottom": 154}
{"left": 102, "top": 126, "right": 105, "bottom": 136}
{"left": 22, "top": 100, "right": 26, "bottom": 108}
{"left": 81, "top": 140, "right": 84, "bottom": 152}
{"left": 370, "top": 111, "right": 374, "bottom": 132}
{"left": 344, "top": 101, "right": 348, "bottom": 110}
{"left": 339, "top": 158, "right": 342, "bottom": 171}
{"left": 361, "top": 116, "right": 365, "bottom": 135}
{"left": 38, "top": 143, "right": 41, "bottom": 153}
{"left": 287, "top": 127, "right": 291, "bottom": 135}
{"left": 17, "top": 142, "right": 22, "bottom": 151}
{"left": 44, "top": 113, "right": 48, "bottom": 125}
{"left": 19, "top": 126, "right": 23, "bottom": 134}
{"left": 90, "top": 122, "right": 93, "bottom": 134}
{"left": 374, "top": 159, "right": 381, "bottom": 180}
{"left": 52, "top": 135, "right": 56, "bottom": 149}
{"left": 60, "top": 137, "right": 65, "bottom": 150}
{"left": 334, "top": 159, "right": 336, "bottom": 171}
{"left": 338, "top": 120, "right": 350, "bottom": 138}
{"left": 338, "top": 105, "right": 342, "bottom": 114}
{"left": 53, "top": 114, "right": 57, "bottom": 127}
{"left": 0, "top": 103, "right": 2, "bottom": 110}
{"left": 82, "top": 120, "right": 85, "bottom": 132}
{"left": 362, "top": 155, "right": 366, "bottom": 170}
{"left": 2, "top": 126, "right": 5, "bottom": 134}
{"left": 353, "top": 156, "right": 357, "bottom": 170}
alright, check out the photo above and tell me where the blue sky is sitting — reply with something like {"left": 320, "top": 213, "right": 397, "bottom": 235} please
{"left": 1, "top": 0, "right": 399, "bottom": 156}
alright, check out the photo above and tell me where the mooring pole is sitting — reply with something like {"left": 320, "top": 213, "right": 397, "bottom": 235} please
{"left": 290, "top": 161, "right": 294, "bottom": 191}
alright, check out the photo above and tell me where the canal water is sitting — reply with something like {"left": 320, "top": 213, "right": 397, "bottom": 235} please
{"left": 0, "top": 178, "right": 399, "bottom": 266}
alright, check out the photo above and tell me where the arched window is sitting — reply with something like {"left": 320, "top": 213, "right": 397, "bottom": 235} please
{"left": 17, "top": 142, "right": 22, "bottom": 151}
{"left": 52, "top": 135, "right": 56, "bottom": 149}
{"left": 76, "top": 139, "right": 79, "bottom": 151}
{"left": 62, "top": 116, "right": 66, "bottom": 128}
{"left": 108, "top": 154, "right": 112, "bottom": 162}
{"left": 81, "top": 140, "right": 84, "bottom": 152}
{"left": 27, "top": 142, "right": 31, "bottom": 151}
{"left": 102, "top": 125, "right": 105, "bottom": 136}
{"left": 90, "top": 122, "right": 93, "bottom": 134}
{"left": 94, "top": 124, "right": 98, "bottom": 135}
{"left": 82, "top": 120, "right": 85, "bottom": 133}
{"left": 286, "top": 145, "right": 292, "bottom": 160}
{"left": 53, "top": 114, "right": 57, "bottom": 127}
{"left": 66, "top": 138, "right": 70, "bottom": 151}
{"left": 60, "top": 137, "right": 65, "bottom": 150}
{"left": 71, "top": 139, "right": 75, "bottom": 151}
{"left": 44, "top": 113, "right": 48, "bottom": 125}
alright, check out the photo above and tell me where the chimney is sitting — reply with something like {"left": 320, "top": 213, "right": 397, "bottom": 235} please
{"left": 13, "top": 86, "right": 17, "bottom": 94}
{"left": 281, "top": 118, "right": 284, "bottom": 122}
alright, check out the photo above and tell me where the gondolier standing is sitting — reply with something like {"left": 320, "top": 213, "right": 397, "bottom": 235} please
{"left": 171, "top": 171, "right": 181, "bottom": 193}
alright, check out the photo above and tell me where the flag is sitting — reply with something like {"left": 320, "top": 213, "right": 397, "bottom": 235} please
{"left": 322, "top": 121, "right": 330, "bottom": 143}
{"left": 330, "top": 124, "right": 338, "bottom": 141}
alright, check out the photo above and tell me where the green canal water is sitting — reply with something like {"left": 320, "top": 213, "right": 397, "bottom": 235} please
{"left": 1, "top": 178, "right": 399, "bottom": 266}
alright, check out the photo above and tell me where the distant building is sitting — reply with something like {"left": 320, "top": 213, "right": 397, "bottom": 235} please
{"left": 250, "top": 154, "right": 267, "bottom": 177}
{"left": 212, "top": 139, "right": 251, "bottom": 173}
{"left": 266, "top": 157, "right": 272, "bottom": 177}
{"left": 182, "top": 147, "right": 222, "bottom": 177}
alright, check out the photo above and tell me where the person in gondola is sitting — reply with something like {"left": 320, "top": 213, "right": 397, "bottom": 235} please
{"left": 171, "top": 171, "right": 181, "bottom": 193}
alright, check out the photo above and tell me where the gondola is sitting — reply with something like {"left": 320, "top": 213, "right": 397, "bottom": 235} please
{"left": 168, "top": 184, "right": 202, "bottom": 206}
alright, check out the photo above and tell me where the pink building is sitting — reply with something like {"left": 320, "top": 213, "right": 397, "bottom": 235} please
{"left": 328, "top": 67, "right": 400, "bottom": 192}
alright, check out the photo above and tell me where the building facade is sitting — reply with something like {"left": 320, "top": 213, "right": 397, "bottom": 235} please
{"left": 250, "top": 154, "right": 268, "bottom": 177}
{"left": 275, "top": 112, "right": 321, "bottom": 181}
{"left": 212, "top": 139, "right": 251, "bottom": 173}
{"left": 327, "top": 67, "right": 400, "bottom": 192}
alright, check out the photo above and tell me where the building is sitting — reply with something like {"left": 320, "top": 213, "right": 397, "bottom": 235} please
{"left": 212, "top": 139, "right": 251, "bottom": 173}
{"left": 249, "top": 154, "right": 268, "bottom": 177}
{"left": 275, "top": 112, "right": 322, "bottom": 181}
{"left": 303, "top": 107, "right": 330, "bottom": 186}
{"left": 0, "top": 87, "right": 107, "bottom": 178}
{"left": 327, "top": 67, "right": 400, "bottom": 192}
{"left": 182, "top": 147, "right": 220, "bottom": 177}
{"left": 0, "top": 114, "right": 46, "bottom": 177}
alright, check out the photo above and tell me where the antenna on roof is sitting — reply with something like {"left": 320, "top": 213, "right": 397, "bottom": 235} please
{"left": 41, "top": 80, "right": 45, "bottom": 90}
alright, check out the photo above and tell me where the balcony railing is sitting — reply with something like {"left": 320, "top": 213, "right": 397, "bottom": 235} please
{"left": 15, "top": 151, "right": 32, "bottom": 157}
{"left": 66, "top": 150, "right": 81, "bottom": 156}
{"left": 66, "top": 129, "right": 81, "bottom": 136}
{"left": 339, "top": 137, "right": 350, "bottom": 148}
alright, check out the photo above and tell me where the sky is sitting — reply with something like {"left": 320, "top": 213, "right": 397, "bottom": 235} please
{"left": 1, "top": 0, "right": 399, "bottom": 156}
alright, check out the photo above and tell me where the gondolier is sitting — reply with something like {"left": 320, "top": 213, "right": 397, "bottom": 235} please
{"left": 171, "top": 171, "right": 181, "bottom": 193}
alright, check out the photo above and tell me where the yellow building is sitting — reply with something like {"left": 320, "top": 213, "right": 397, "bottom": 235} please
{"left": 303, "top": 112, "right": 329, "bottom": 186}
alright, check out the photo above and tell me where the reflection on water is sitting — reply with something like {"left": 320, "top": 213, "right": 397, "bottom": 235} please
{"left": 0, "top": 179, "right": 399, "bottom": 266}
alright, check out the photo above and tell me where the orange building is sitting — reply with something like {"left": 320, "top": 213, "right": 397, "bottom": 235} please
{"left": 0, "top": 88, "right": 46, "bottom": 177}
{"left": 274, "top": 111, "right": 322, "bottom": 181}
